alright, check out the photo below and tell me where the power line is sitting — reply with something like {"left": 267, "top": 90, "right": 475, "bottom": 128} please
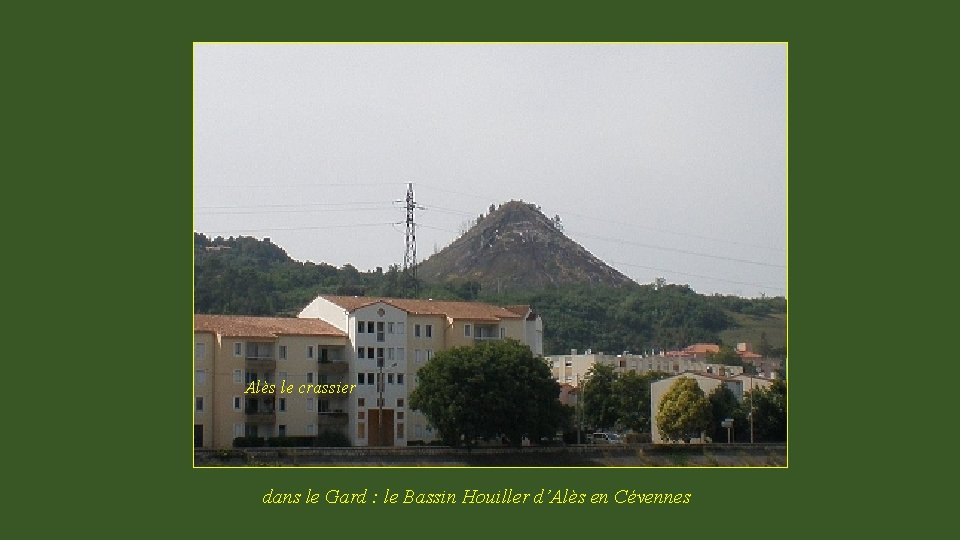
{"left": 608, "top": 259, "right": 785, "bottom": 293}
{"left": 417, "top": 181, "right": 784, "bottom": 253}
{"left": 196, "top": 206, "right": 396, "bottom": 216}
{"left": 566, "top": 229, "right": 785, "bottom": 269}
{"left": 199, "top": 222, "right": 396, "bottom": 234}
{"left": 195, "top": 201, "right": 392, "bottom": 210}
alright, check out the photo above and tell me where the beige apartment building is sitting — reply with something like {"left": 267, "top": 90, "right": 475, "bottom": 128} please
{"left": 546, "top": 350, "right": 744, "bottom": 387}
{"left": 193, "top": 315, "right": 349, "bottom": 449}
{"left": 195, "top": 296, "right": 543, "bottom": 449}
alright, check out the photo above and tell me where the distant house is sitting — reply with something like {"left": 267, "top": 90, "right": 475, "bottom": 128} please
{"left": 650, "top": 372, "right": 744, "bottom": 444}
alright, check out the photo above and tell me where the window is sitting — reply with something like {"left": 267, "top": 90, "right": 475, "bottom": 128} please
{"left": 367, "top": 373, "right": 374, "bottom": 385}
{"left": 357, "top": 347, "right": 364, "bottom": 359}
{"left": 397, "top": 348, "right": 405, "bottom": 362}
{"left": 307, "top": 424, "right": 316, "bottom": 436}
{"left": 367, "top": 321, "right": 375, "bottom": 334}
{"left": 234, "top": 423, "right": 244, "bottom": 438}
{"left": 397, "top": 398, "right": 405, "bottom": 408}
{"left": 279, "top": 371, "right": 287, "bottom": 382}
{"left": 464, "top": 324, "right": 471, "bottom": 337}
{"left": 358, "top": 411, "right": 365, "bottom": 420}
{"left": 425, "top": 324, "right": 433, "bottom": 338}
{"left": 426, "top": 349, "right": 433, "bottom": 361}
{"left": 319, "top": 374, "right": 328, "bottom": 384}
{"left": 279, "top": 398, "right": 286, "bottom": 412}
{"left": 307, "top": 372, "right": 314, "bottom": 384}
{"left": 195, "top": 397, "right": 203, "bottom": 412}
{"left": 233, "top": 342, "right": 242, "bottom": 357}
{"left": 307, "top": 345, "right": 314, "bottom": 359}
{"left": 357, "top": 397, "right": 365, "bottom": 407}
{"left": 387, "top": 348, "right": 394, "bottom": 362}
{"left": 415, "top": 349, "right": 422, "bottom": 364}
{"left": 357, "top": 320, "right": 365, "bottom": 333}
{"left": 246, "top": 371, "right": 257, "bottom": 384}
{"left": 358, "top": 373, "right": 365, "bottom": 385}
{"left": 397, "top": 411, "right": 404, "bottom": 420}
{"left": 387, "top": 322, "right": 395, "bottom": 334}
{"left": 619, "top": 360, "right": 626, "bottom": 368}
{"left": 358, "top": 423, "right": 365, "bottom": 438}
{"left": 397, "top": 373, "right": 404, "bottom": 385}
{"left": 279, "top": 345, "right": 287, "bottom": 360}
{"left": 195, "top": 342, "right": 205, "bottom": 360}
{"left": 278, "top": 425, "right": 286, "bottom": 437}
{"left": 500, "top": 327, "right": 505, "bottom": 339}
{"left": 195, "top": 369, "right": 205, "bottom": 385}
{"left": 565, "top": 359, "right": 573, "bottom": 367}
{"left": 397, "top": 423, "right": 404, "bottom": 438}
{"left": 367, "top": 347, "right": 374, "bottom": 360}
{"left": 414, "top": 324, "right": 421, "bottom": 338}
{"left": 319, "top": 399, "right": 330, "bottom": 413}
{"left": 233, "top": 397, "right": 241, "bottom": 411}
{"left": 377, "top": 348, "right": 384, "bottom": 367}
{"left": 397, "top": 322, "right": 405, "bottom": 335}
{"left": 377, "top": 322, "right": 385, "bottom": 342}
{"left": 306, "top": 398, "right": 315, "bottom": 412}
{"left": 387, "top": 373, "right": 394, "bottom": 384}
{"left": 234, "top": 370, "right": 242, "bottom": 384}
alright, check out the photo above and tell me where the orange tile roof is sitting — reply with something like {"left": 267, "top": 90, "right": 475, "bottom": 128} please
{"left": 194, "top": 314, "right": 346, "bottom": 338}
{"left": 684, "top": 343, "right": 721, "bottom": 354}
{"left": 320, "top": 296, "right": 523, "bottom": 322}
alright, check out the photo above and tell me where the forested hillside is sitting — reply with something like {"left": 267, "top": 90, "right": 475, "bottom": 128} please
{"left": 194, "top": 233, "right": 786, "bottom": 355}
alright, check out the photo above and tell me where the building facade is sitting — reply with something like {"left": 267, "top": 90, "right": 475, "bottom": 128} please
{"left": 193, "top": 315, "right": 349, "bottom": 449}
{"left": 297, "top": 295, "right": 543, "bottom": 447}
{"left": 546, "top": 350, "right": 744, "bottom": 387}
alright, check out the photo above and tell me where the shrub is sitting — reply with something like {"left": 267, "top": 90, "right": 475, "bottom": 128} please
{"left": 233, "top": 436, "right": 265, "bottom": 447}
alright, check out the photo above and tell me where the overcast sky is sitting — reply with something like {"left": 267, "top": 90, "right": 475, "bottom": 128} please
{"left": 194, "top": 44, "right": 786, "bottom": 298}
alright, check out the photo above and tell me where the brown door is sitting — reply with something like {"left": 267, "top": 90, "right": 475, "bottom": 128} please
{"left": 368, "top": 409, "right": 395, "bottom": 446}
{"left": 194, "top": 424, "right": 203, "bottom": 447}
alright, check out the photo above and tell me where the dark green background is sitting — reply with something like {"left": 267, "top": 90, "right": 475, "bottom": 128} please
{"left": 9, "top": 0, "right": 946, "bottom": 535}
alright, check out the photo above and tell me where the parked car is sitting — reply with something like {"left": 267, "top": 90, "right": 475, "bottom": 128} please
{"left": 590, "top": 432, "right": 624, "bottom": 444}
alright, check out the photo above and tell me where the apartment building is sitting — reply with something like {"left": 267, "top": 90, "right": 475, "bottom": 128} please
{"left": 193, "top": 315, "right": 349, "bottom": 449}
{"left": 297, "top": 295, "right": 544, "bottom": 447}
{"left": 546, "top": 350, "right": 744, "bottom": 387}
{"left": 194, "top": 296, "right": 544, "bottom": 449}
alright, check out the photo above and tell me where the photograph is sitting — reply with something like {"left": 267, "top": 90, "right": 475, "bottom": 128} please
{"left": 193, "top": 43, "right": 787, "bottom": 466}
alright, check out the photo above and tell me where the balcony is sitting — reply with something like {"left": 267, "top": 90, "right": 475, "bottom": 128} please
{"left": 317, "top": 412, "right": 348, "bottom": 427}
{"left": 473, "top": 325, "right": 501, "bottom": 342}
{"left": 245, "top": 408, "right": 276, "bottom": 424}
{"left": 317, "top": 361, "right": 349, "bottom": 375}
{"left": 245, "top": 356, "right": 276, "bottom": 371}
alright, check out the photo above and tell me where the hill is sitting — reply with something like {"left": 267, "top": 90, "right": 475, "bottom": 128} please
{"left": 193, "top": 232, "right": 785, "bottom": 356}
{"left": 416, "top": 201, "right": 635, "bottom": 293}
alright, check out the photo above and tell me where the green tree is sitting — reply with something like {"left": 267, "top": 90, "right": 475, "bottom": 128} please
{"left": 581, "top": 363, "right": 618, "bottom": 430}
{"left": 746, "top": 380, "right": 787, "bottom": 442}
{"left": 708, "top": 345, "right": 744, "bottom": 366}
{"left": 656, "top": 377, "right": 712, "bottom": 443}
{"left": 708, "top": 385, "right": 748, "bottom": 443}
{"left": 612, "top": 371, "right": 670, "bottom": 433}
{"left": 409, "top": 339, "right": 567, "bottom": 447}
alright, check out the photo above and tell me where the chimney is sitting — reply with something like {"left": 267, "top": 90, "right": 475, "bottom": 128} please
{"left": 571, "top": 349, "right": 578, "bottom": 356}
